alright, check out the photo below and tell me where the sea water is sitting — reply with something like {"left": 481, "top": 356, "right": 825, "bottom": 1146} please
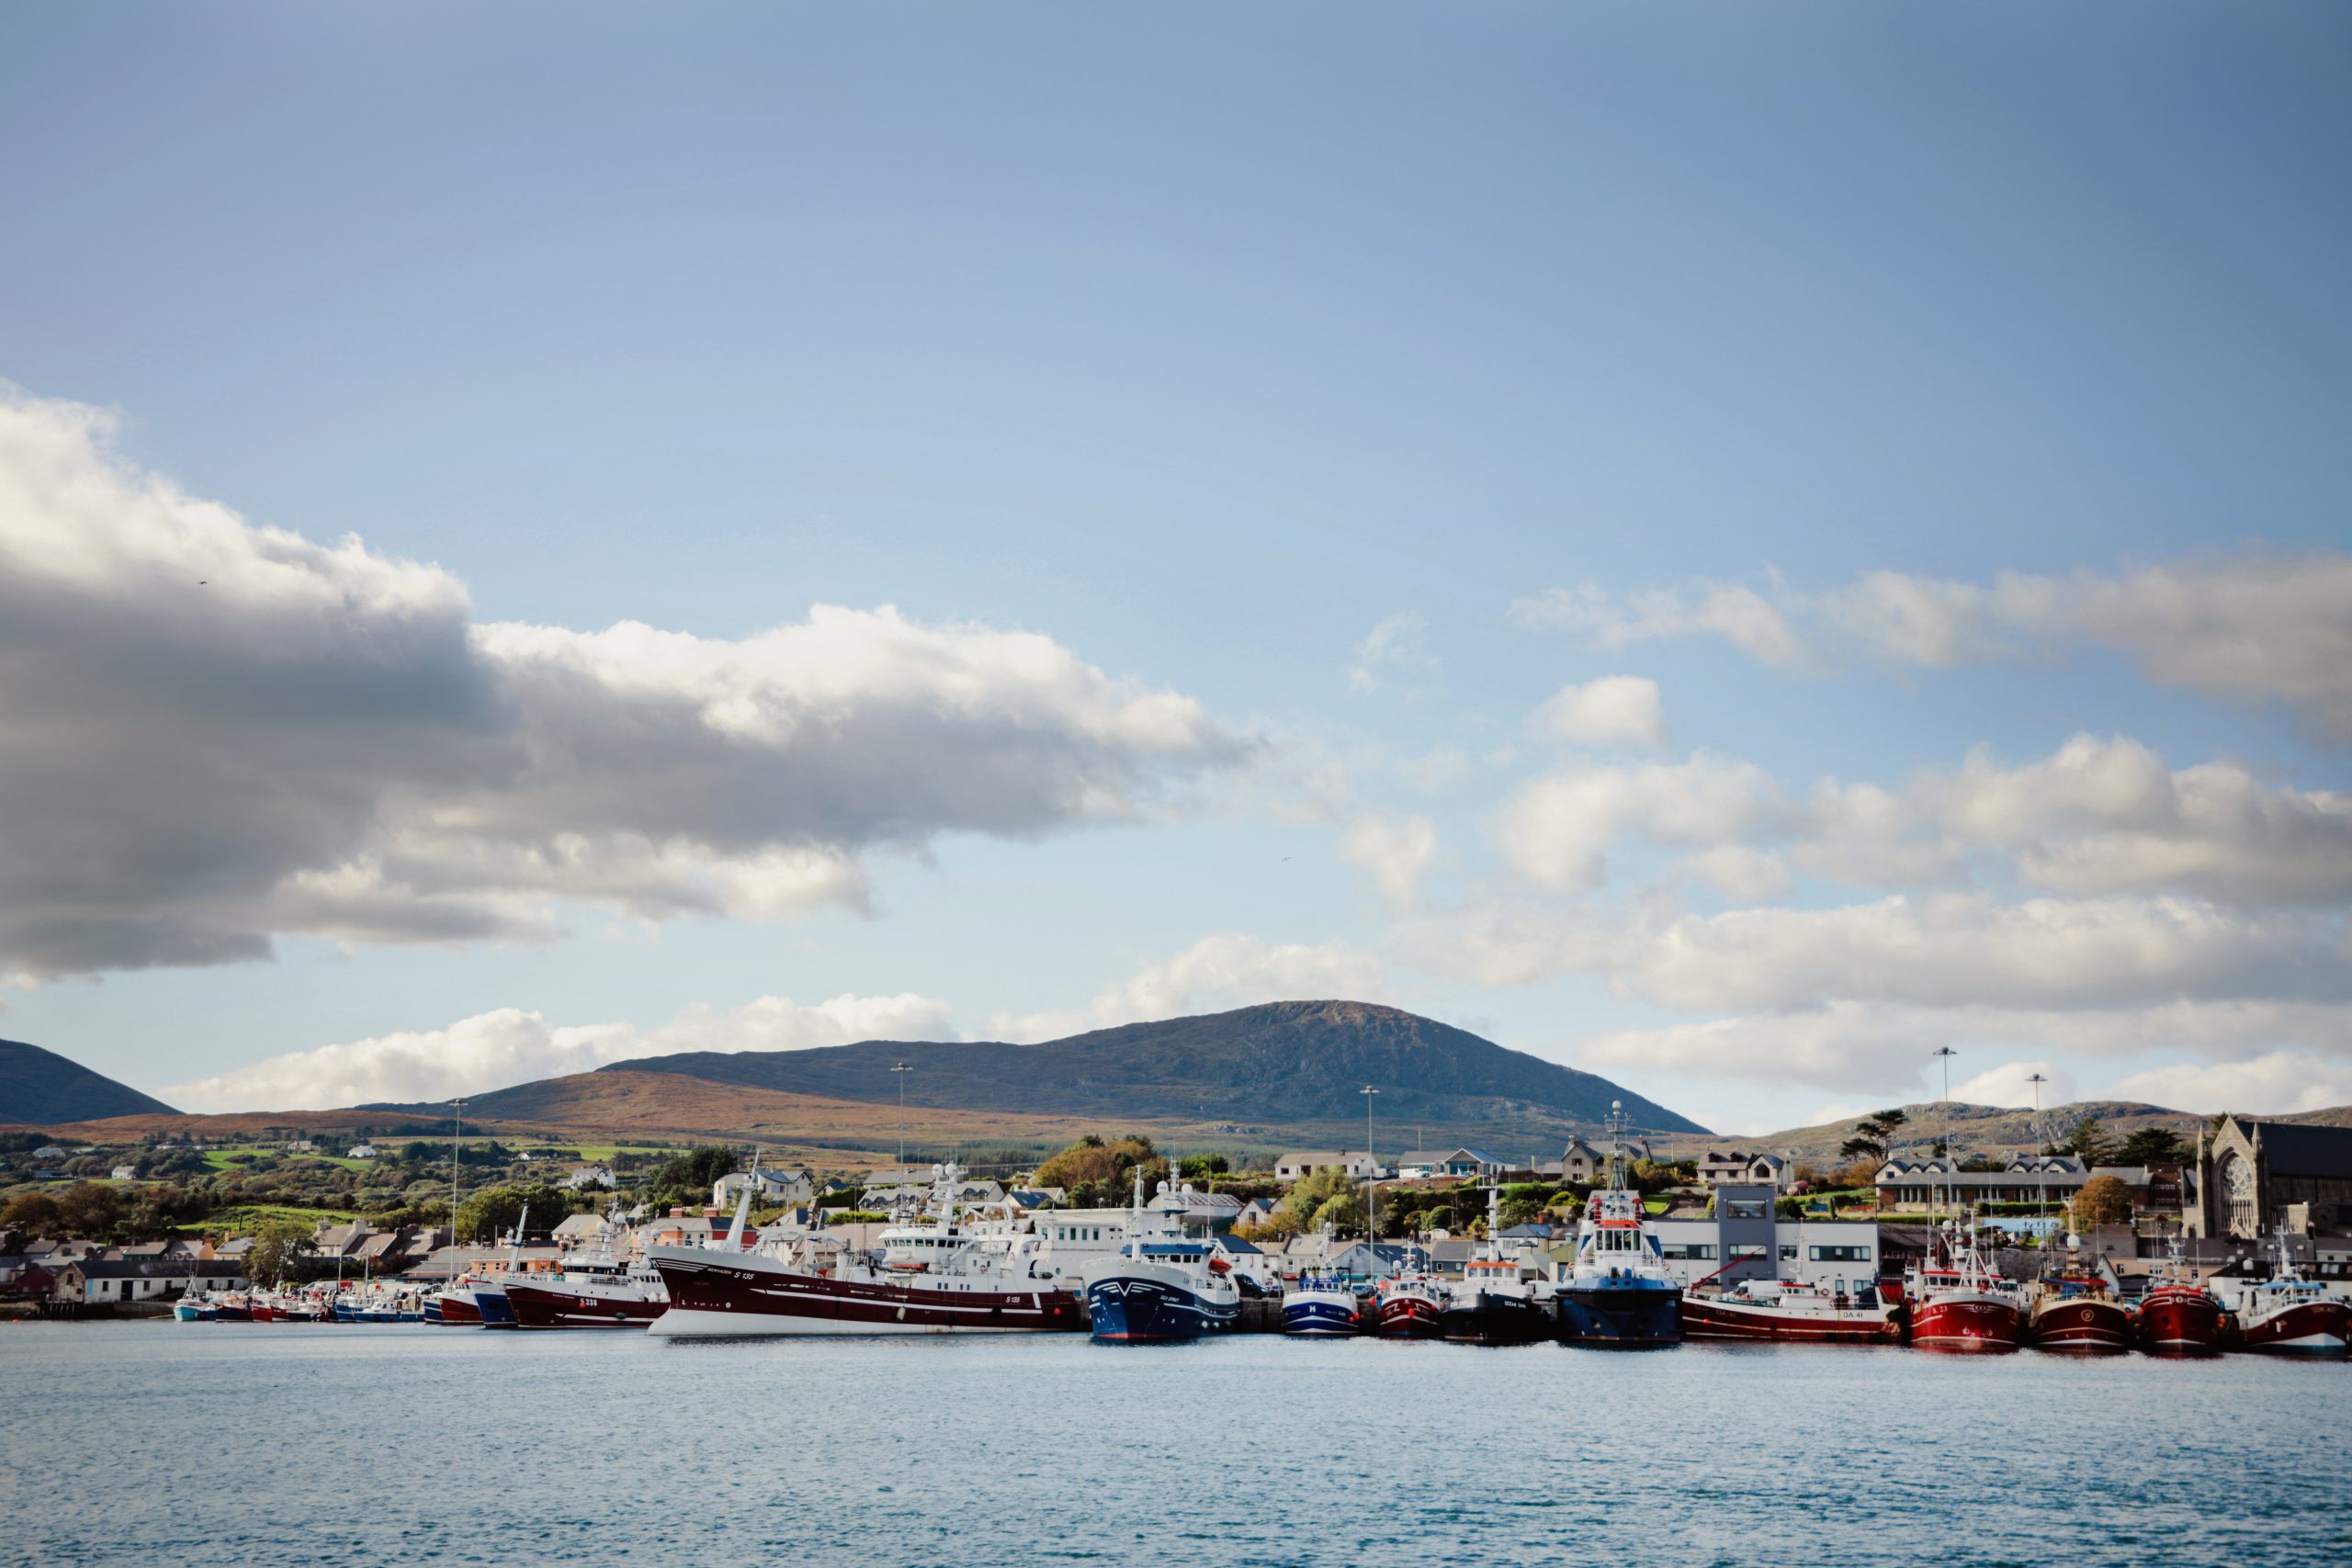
{"left": 1, "top": 1323, "right": 2344, "bottom": 1567}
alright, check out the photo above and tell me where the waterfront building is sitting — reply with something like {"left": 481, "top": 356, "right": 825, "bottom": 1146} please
{"left": 1633, "top": 1185, "right": 1881, "bottom": 1293}
{"left": 52, "top": 1258, "right": 249, "bottom": 1305}
{"left": 1873, "top": 1156, "right": 2091, "bottom": 1209}
{"left": 2185, "top": 1117, "right": 2352, "bottom": 1241}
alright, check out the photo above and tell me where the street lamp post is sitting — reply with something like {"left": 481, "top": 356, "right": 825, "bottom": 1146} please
{"left": 890, "top": 1063, "right": 911, "bottom": 1168}
{"left": 448, "top": 1098, "right": 467, "bottom": 1246}
{"left": 1361, "top": 1085, "right": 1380, "bottom": 1243}
{"left": 2028, "top": 1071, "right": 2050, "bottom": 1245}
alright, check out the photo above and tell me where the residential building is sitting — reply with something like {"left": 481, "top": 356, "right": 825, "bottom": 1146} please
{"left": 1873, "top": 1156, "right": 2092, "bottom": 1209}
{"left": 1561, "top": 1140, "right": 1607, "bottom": 1183}
{"left": 1326, "top": 1240, "right": 1431, "bottom": 1278}
{"left": 1274, "top": 1150, "right": 1381, "bottom": 1181}
{"left": 716, "top": 1168, "right": 813, "bottom": 1206}
{"left": 109, "top": 1164, "right": 138, "bottom": 1180}
{"left": 347, "top": 1144, "right": 378, "bottom": 1159}
{"left": 560, "top": 1164, "right": 616, "bottom": 1191}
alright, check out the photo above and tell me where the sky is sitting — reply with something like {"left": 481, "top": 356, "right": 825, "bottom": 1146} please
{"left": 1, "top": 4, "right": 2347, "bottom": 1136}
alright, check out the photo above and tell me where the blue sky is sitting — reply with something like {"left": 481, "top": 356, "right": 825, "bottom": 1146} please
{"left": 2, "top": 5, "right": 2347, "bottom": 1134}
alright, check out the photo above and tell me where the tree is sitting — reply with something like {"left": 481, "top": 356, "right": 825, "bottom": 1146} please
{"left": 1309, "top": 1191, "right": 1365, "bottom": 1233}
{"left": 57, "top": 1180, "right": 130, "bottom": 1240}
{"left": 1276, "top": 1165, "right": 1363, "bottom": 1233}
{"left": 1178, "top": 1154, "right": 1229, "bottom": 1182}
{"left": 2064, "top": 1116, "right": 2114, "bottom": 1168}
{"left": 1035, "top": 1134, "right": 1160, "bottom": 1196}
{"left": 2115, "top": 1126, "right": 2188, "bottom": 1167}
{"left": 246, "top": 1217, "right": 311, "bottom": 1287}
{"left": 2069, "top": 1174, "right": 2132, "bottom": 1229}
{"left": 454, "top": 1183, "right": 566, "bottom": 1245}
{"left": 1, "top": 1191, "right": 65, "bottom": 1233}
{"left": 1838, "top": 1108, "right": 1910, "bottom": 1166}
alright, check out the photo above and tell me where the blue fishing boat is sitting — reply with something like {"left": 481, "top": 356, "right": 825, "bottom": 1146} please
{"left": 1283, "top": 1272, "right": 1363, "bottom": 1336}
{"left": 1082, "top": 1174, "right": 1238, "bottom": 1342}
{"left": 1553, "top": 1104, "right": 1680, "bottom": 1347}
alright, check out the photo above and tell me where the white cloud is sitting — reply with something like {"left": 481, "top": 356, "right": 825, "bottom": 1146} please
{"left": 1346, "top": 610, "right": 1435, "bottom": 695}
{"left": 1510, "top": 580, "right": 1818, "bottom": 671}
{"left": 1515, "top": 555, "right": 2352, "bottom": 737}
{"left": 164, "top": 991, "right": 958, "bottom": 1111}
{"left": 2105, "top": 1053, "right": 2352, "bottom": 1117}
{"left": 989, "top": 932, "right": 1388, "bottom": 1043}
{"left": 1951, "top": 1060, "right": 2077, "bottom": 1111}
{"left": 1679, "top": 845, "right": 1794, "bottom": 902}
{"left": 1495, "top": 753, "right": 1788, "bottom": 891}
{"left": 0, "top": 384, "right": 1243, "bottom": 980}
{"left": 1339, "top": 814, "right": 1439, "bottom": 910}
{"left": 1527, "top": 675, "right": 1669, "bottom": 750}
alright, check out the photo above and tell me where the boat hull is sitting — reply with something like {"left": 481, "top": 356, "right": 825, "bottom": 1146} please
{"left": 1910, "top": 1292, "right": 2021, "bottom": 1351}
{"left": 1375, "top": 1292, "right": 1444, "bottom": 1338}
{"left": 2138, "top": 1289, "right": 2225, "bottom": 1356}
{"left": 505, "top": 1282, "right": 666, "bottom": 1330}
{"left": 173, "top": 1303, "right": 212, "bottom": 1323}
{"left": 2030, "top": 1296, "right": 2133, "bottom": 1354}
{"left": 1086, "top": 1274, "right": 1238, "bottom": 1342}
{"left": 650, "top": 1253, "right": 1083, "bottom": 1337}
{"left": 426, "top": 1290, "right": 481, "bottom": 1326}
{"left": 1555, "top": 1282, "right": 1681, "bottom": 1347}
{"left": 1439, "top": 1291, "right": 1552, "bottom": 1347}
{"left": 1282, "top": 1290, "right": 1363, "bottom": 1337}
{"left": 2236, "top": 1298, "right": 2352, "bottom": 1355}
{"left": 1680, "top": 1293, "right": 1897, "bottom": 1343}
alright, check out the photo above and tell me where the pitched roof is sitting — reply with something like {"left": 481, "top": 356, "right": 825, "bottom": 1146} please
{"left": 75, "top": 1258, "right": 247, "bottom": 1280}
{"left": 2246, "top": 1120, "right": 2352, "bottom": 1179}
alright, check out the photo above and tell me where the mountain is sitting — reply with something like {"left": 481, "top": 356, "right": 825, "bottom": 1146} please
{"left": 559, "top": 999, "right": 1705, "bottom": 1142}
{"left": 0, "top": 1039, "right": 177, "bottom": 1125}
{"left": 1728, "top": 1100, "right": 2206, "bottom": 1163}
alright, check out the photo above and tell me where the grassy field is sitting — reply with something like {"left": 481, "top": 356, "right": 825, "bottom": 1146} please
{"left": 175, "top": 1202, "right": 358, "bottom": 1232}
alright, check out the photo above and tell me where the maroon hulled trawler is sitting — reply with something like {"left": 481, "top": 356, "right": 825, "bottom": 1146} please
{"left": 2137, "top": 1234, "right": 2227, "bottom": 1356}
{"left": 646, "top": 1163, "right": 1083, "bottom": 1337}
{"left": 1905, "top": 1219, "right": 2023, "bottom": 1351}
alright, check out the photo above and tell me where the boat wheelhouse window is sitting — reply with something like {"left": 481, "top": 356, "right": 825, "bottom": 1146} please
{"left": 1728, "top": 1244, "right": 1769, "bottom": 1259}
{"left": 1809, "top": 1246, "right": 1870, "bottom": 1262}
{"left": 1725, "top": 1200, "right": 1769, "bottom": 1219}
{"left": 1658, "top": 1243, "right": 1716, "bottom": 1260}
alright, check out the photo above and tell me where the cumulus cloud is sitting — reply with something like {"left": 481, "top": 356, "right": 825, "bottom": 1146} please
{"left": 1340, "top": 814, "right": 1439, "bottom": 910}
{"left": 1346, "top": 610, "right": 1436, "bottom": 695}
{"left": 1527, "top": 675, "right": 1669, "bottom": 750}
{"left": 989, "top": 932, "right": 1388, "bottom": 1043}
{"left": 1513, "top": 555, "right": 2352, "bottom": 737}
{"left": 2105, "top": 1052, "right": 2352, "bottom": 1117}
{"left": 1950, "top": 1060, "right": 2077, "bottom": 1111}
{"left": 164, "top": 991, "right": 959, "bottom": 1111}
{"left": 1495, "top": 753, "right": 1789, "bottom": 891}
{"left": 0, "top": 385, "right": 1243, "bottom": 981}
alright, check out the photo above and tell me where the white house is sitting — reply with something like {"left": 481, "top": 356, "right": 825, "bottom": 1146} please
{"left": 347, "top": 1144, "right": 378, "bottom": 1159}
{"left": 287, "top": 1139, "right": 316, "bottom": 1154}
{"left": 562, "top": 1165, "right": 617, "bottom": 1191}
{"left": 109, "top": 1165, "right": 138, "bottom": 1180}
{"left": 60, "top": 1258, "right": 248, "bottom": 1304}
{"left": 1274, "top": 1150, "right": 1381, "bottom": 1182}
{"left": 716, "top": 1168, "right": 814, "bottom": 1207}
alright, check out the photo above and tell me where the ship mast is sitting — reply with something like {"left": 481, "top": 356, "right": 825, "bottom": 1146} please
{"left": 2028, "top": 1072, "right": 2049, "bottom": 1272}
{"left": 447, "top": 1097, "right": 467, "bottom": 1252}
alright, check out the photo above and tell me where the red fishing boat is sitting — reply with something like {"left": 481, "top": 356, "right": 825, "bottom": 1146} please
{"left": 2225, "top": 1238, "right": 2351, "bottom": 1355}
{"left": 1905, "top": 1220, "right": 2022, "bottom": 1351}
{"left": 1681, "top": 1278, "right": 1901, "bottom": 1343}
{"left": 2025, "top": 1276, "right": 2133, "bottom": 1352}
{"left": 2138, "top": 1235, "right": 2226, "bottom": 1356}
{"left": 1374, "top": 1274, "right": 1445, "bottom": 1337}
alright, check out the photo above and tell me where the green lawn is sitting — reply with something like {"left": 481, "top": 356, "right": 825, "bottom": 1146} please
{"left": 175, "top": 1202, "right": 358, "bottom": 1233}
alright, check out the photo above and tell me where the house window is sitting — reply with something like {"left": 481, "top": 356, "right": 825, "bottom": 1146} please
{"left": 1659, "top": 1244, "right": 1716, "bottom": 1260}
{"left": 1779, "top": 1245, "right": 1798, "bottom": 1261}
{"left": 1810, "top": 1246, "right": 1871, "bottom": 1262}
{"left": 1728, "top": 1245, "right": 1769, "bottom": 1259}
{"left": 1725, "top": 1200, "right": 1769, "bottom": 1220}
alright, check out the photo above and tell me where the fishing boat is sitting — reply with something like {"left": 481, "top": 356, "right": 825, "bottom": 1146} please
{"left": 505, "top": 1219, "right": 669, "bottom": 1329}
{"left": 2137, "top": 1235, "right": 2227, "bottom": 1356}
{"left": 1374, "top": 1274, "right": 1446, "bottom": 1337}
{"left": 1440, "top": 1189, "right": 1553, "bottom": 1346}
{"left": 2023, "top": 1251, "right": 2134, "bottom": 1354}
{"left": 648, "top": 1163, "right": 1081, "bottom": 1337}
{"left": 1282, "top": 1271, "right": 1363, "bottom": 1336}
{"left": 1554, "top": 1106, "right": 1679, "bottom": 1347}
{"left": 173, "top": 1295, "right": 216, "bottom": 1323}
{"left": 1680, "top": 1278, "right": 1899, "bottom": 1343}
{"left": 2223, "top": 1237, "right": 2351, "bottom": 1355}
{"left": 1081, "top": 1173, "right": 1239, "bottom": 1342}
{"left": 1905, "top": 1218, "right": 2023, "bottom": 1351}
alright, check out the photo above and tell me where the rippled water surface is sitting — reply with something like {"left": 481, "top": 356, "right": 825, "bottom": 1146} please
{"left": 2, "top": 1322, "right": 2345, "bottom": 1567}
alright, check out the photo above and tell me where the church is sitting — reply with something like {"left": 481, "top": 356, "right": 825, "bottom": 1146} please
{"left": 2184, "top": 1115, "right": 2352, "bottom": 1240}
